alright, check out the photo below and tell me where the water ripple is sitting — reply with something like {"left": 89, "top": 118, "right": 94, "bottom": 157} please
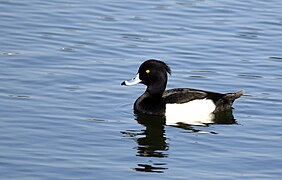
{"left": 1, "top": 0, "right": 282, "bottom": 179}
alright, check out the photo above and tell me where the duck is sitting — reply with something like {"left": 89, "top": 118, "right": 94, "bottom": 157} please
{"left": 121, "top": 59, "right": 243, "bottom": 125}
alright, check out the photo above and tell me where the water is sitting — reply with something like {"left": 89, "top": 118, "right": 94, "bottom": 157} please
{"left": 1, "top": 0, "right": 282, "bottom": 179}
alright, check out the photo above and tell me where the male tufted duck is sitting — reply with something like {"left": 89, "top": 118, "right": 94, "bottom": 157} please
{"left": 121, "top": 59, "right": 243, "bottom": 125}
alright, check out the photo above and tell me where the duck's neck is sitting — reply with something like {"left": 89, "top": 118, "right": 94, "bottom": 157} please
{"left": 145, "top": 71, "right": 168, "bottom": 97}
{"left": 146, "top": 81, "right": 166, "bottom": 98}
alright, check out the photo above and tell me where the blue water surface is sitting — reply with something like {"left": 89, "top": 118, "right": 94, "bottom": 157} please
{"left": 1, "top": 0, "right": 282, "bottom": 179}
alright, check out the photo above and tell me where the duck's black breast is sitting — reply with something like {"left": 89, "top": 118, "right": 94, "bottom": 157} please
{"left": 134, "top": 92, "right": 166, "bottom": 116}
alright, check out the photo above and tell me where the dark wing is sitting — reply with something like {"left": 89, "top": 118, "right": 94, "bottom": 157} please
{"left": 163, "top": 88, "right": 209, "bottom": 104}
{"left": 163, "top": 88, "right": 243, "bottom": 111}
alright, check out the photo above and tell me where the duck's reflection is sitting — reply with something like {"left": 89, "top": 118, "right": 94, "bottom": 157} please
{"left": 134, "top": 163, "right": 168, "bottom": 173}
{"left": 123, "top": 109, "right": 237, "bottom": 173}
{"left": 135, "top": 114, "right": 168, "bottom": 158}
{"left": 121, "top": 114, "right": 168, "bottom": 173}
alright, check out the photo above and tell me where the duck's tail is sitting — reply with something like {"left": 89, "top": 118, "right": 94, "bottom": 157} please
{"left": 214, "top": 90, "right": 244, "bottom": 113}
{"left": 223, "top": 90, "right": 244, "bottom": 101}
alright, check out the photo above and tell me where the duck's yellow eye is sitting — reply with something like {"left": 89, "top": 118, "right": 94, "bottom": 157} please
{"left": 146, "top": 70, "right": 150, "bottom": 74}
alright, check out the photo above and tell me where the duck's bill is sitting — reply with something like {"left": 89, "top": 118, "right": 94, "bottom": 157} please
{"left": 121, "top": 73, "right": 142, "bottom": 86}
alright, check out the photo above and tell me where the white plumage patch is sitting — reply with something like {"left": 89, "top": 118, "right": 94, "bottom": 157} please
{"left": 165, "top": 98, "right": 216, "bottom": 126}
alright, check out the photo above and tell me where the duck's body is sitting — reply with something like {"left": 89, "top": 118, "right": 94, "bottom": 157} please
{"left": 134, "top": 87, "right": 243, "bottom": 115}
{"left": 122, "top": 59, "right": 243, "bottom": 125}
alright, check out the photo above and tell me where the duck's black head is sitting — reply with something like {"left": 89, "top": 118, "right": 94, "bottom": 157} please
{"left": 122, "top": 59, "right": 171, "bottom": 95}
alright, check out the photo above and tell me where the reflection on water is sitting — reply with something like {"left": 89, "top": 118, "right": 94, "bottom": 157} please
{"left": 123, "top": 110, "right": 237, "bottom": 173}
{"left": 122, "top": 114, "right": 168, "bottom": 173}
{"left": 135, "top": 114, "right": 167, "bottom": 158}
{"left": 134, "top": 163, "right": 168, "bottom": 173}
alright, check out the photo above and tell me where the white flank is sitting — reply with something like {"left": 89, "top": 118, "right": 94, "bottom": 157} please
{"left": 165, "top": 98, "right": 216, "bottom": 126}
